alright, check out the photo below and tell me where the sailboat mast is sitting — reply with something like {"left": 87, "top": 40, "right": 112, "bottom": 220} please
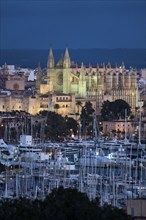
{"left": 124, "top": 109, "right": 127, "bottom": 141}
{"left": 138, "top": 101, "right": 143, "bottom": 145}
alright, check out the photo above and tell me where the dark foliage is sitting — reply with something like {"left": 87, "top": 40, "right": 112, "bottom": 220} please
{"left": 101, "top": 99, "right": 131, "bottom": 120}
{"left": 0, "top": 187, "right": 133, "bottom": 220}
{"left": 44, "top": 111, "right": 68, "bottom": 141}
{"left": 80, "top": 101, "right": 95, "bottom": 136}
{"left": 65, "top": 116, "right": 78, "bottom": 136}
{"left": 39, "top": 111, "right": 78, "bottom": 141}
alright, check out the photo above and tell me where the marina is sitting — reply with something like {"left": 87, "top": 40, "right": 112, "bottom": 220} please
{"left": 0, "top": 134, "right": 146, "bottom": 208}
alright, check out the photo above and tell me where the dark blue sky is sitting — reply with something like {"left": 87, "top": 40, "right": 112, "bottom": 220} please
{"left": 0, "top": 0, "right": 146, "bottom": 49}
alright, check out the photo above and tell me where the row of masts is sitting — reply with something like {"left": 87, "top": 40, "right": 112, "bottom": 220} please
{"left": 0, "top": 109, "right": 145, "bottom": 207}
{"left": 1, "top": 141, "right": 146, "bottom": 207}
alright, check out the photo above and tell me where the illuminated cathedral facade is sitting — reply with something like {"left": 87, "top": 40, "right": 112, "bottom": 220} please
{"left": 0, "top": 48, "right": 139, "bottom": 116}
{"left": 38, "top": 48, "right": 139, "bottom": 116}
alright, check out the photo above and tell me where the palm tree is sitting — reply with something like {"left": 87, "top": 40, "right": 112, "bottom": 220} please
{"left": 80, "top": 101, "right": 95, "bottom": 138}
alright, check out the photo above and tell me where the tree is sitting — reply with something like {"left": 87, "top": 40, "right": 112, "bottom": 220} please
{"left": 54, "top": 103, "right": 60, "bottom": 113}
{"left": 44, "top": 111, "right": 68, "bottom": 141}
{"left": 65, "top": 116, "right": 78, "bottom": 137}
{"left": 80, "top": 101, "right": 95, "bottom": 137}
{"left": 39, "top": 112, "right": 78, "bottom": 140}
{"left": 0, "top": 187, "right": 134, "bottom": 220}
{"left": 100, "top": 100, "right": 111, "bottom": 121}
{"left": 76, "top": 101, "right": 82, "bottom": 114}
{"left": 101, "top": 99, "right": 131, "bottom": 121}
{"left": 101, "top": 204, "right": 133, "bottom": 220}
{"left": 39, "top": 110, "right": 48, "bottom": 116}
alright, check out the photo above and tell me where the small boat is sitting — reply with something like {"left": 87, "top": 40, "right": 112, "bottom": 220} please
{"left": 106, "top": 147, "right": 134, "bottom": 165}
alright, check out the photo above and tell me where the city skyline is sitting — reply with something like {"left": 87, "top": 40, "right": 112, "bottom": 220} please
{"left": 0, "top": 0, "right": 146, "bottom": 50}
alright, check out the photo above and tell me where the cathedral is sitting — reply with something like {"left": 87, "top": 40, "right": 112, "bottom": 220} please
{"left": 37, "top": 48, "right": 139, "bottom": 116}
{"left": 0, "top": 48, "right": 139, "bottom": 116}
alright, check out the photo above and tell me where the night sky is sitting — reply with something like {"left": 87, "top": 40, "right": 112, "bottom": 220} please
{"left": 0, "top": 0, "right": 146, "bottom": 49}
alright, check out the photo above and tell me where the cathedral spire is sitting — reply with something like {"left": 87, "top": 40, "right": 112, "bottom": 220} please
{"left": 102, "top": 62, "right": 105, "bottom": 69}
{"left": 107, "top": 62, "right": 111, "bottom": 69}
{"left": 121, "top": 61, "right": 125, "bottom": 70}
{"left": 63, "top": 48, "right": 71, "bottom": 68}
{"left": 47, "top": 48, "right": 54, "bottom": 68}
{"left": 79, "top": 62, "right": 85, "bottom": 81}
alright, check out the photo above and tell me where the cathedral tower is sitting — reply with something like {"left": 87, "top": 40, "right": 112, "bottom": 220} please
{"left": 63, "top": 48, "right": 71, "bottom": 93}
{"left": 47, "top": 48, "right": 55, "bottom": 91}
{"left": 78, "top": 63, "right": 86, "bottom": 97}
{"left": 63, "top": 48, "right": 71, "bottom": 68}
{"left": 47, "top": 48, "right": 54, "bottom": 69}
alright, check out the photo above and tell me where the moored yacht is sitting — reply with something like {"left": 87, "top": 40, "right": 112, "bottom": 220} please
{"left": 106, "top": 147, "right": 134, "bottom": 165}
{"left": 18, "top": 135, "right": 42, "bottom": 153}
{"left": 17, "top": 135, "right": 45, "bottom": 162}
{"left": 79, "top": 148, "right": 116, "bottom": 166}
